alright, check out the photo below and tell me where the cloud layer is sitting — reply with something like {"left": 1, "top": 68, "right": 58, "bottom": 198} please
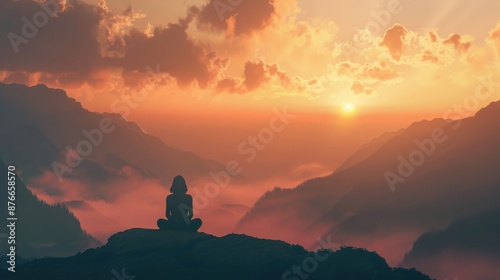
{"left": 0, "top": 0, "right": 499, "bottom": 100}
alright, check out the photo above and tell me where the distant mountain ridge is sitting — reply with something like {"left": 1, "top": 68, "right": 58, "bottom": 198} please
{"left": 0, "top": 83, "right": 223, "bottom": 184}
{"left": 0, "top": 160, "right": 100, "bottom": 261}
{"left": 236, "top": 100, "right": 500, "bottom": 271}
{"left": 0, "top": 82, "right": 226, "bottom": 258}
{"left": 402, "top": 207, "right": 500, "bottom": 280}
{"left": 335, "top": 130, "right": 402, "bottom": 173}
{"left": 0, "top": 228, "right": 432, "bottom": 280}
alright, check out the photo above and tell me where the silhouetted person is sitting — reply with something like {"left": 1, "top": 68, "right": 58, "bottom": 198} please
{"left": 157, "top": 175, "right": 202, "bottom": 231}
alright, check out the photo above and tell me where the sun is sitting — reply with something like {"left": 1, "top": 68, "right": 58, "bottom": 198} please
{"left": 343, "top": 103, "right": 355, "bottom": 113}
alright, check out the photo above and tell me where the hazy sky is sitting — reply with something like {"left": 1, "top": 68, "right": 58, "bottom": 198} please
{"left": 1, "top": 0, "right": 500, "bottom": 180}
{"left": 3, "top": 0, "right": 500, "bottom": 244}
{"left": 84, "top": 0, "right": 500, "bottom": 40}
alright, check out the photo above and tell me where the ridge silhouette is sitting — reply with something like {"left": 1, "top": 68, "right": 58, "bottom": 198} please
{"left": 1, "top": 228, "right": 433, "bottom": 280}
{"left": 157, "top": 175, "right": 202, "bottom": 231}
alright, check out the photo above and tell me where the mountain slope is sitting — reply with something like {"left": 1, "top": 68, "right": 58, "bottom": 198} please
{"left": 0, "top": 160, "right": 100, "bottom": 260}
{"left": 0, "top": 228, "right": 432, "bottom": 280}
{"left": 236, "top": 101, "right": 500, "bottom": 267}
{"left": 0, "top": 83, "right": 236, "bottom": 246}
{"left": 402, "top": 207, "right": 500, "bottom": 280}
{"left": 335, "top": 130, "right": 402, "bottom": 173}
{"left": 0, "top": 83, "right": 223, "bottom": 184}
{"left": 63, "top": 200, "right": 124, "bottom": 242}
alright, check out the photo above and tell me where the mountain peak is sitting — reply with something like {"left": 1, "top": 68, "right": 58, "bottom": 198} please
{"left": 1, "top": 83, "right": 78, "bottom": 101}
{"left": 474, "top": 99, "right": 500, "bottom": 120}
{"left": 0, "top": 82, "right": 223, "bottom": 185}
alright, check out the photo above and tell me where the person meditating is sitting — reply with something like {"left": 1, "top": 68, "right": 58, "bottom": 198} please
{"left": 157, "top": 175, "right": 202, "bottom": 231}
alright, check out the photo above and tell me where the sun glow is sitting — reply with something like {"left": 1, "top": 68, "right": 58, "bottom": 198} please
{"left": 343, "top": 103, "right": 355, "bottom": 114}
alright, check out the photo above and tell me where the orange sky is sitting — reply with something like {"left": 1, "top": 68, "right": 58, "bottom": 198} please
{"left": 2, "top": 0, "right": 500, "bottom": 194}
{"left": 2, "top": 0, "right": 500, "bottom": 242}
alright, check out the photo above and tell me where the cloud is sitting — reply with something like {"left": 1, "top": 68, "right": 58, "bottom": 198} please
{"left": 329, "top": 57, "right": 401, "bottom": 96}
{"left": 118, "top": 24, "right": 229, "bottom": 88}
{"left": 96, "top": 2, "right": 146, "bottom": 58}
{"left": 1, "top": 1, "right": 498, "bottom": 100}
{"left": 335, "top": 61, "right": 398, "bottom": 82}
{"left": 428, "top": 31, "right": 438, "bottom": 43}
{"left": 193, "top": 0, "right": 276, "bottom": 36}
{"left": 327, "top": 21, "right": 499, "bottom": 99}
{"left": 380, "top": 24, "right": 409, "bottom": 61}
{"left": 443, "top": 34, "right": 472, "bottom": 52}
{"left": 351, "top": 81, "right": 374, "bottom": 95}
{"left": 421, "top": 50, "right": 439, "bottom": 64}
{"left": 215, "top": 60, "right": 322, "bottom": 97}
{"left": 417, "top": 31, "right": 474, "bottom": 66}
{"left": 28, "top": 162, "right": 153, "bottom": 202}
{"left": 0, "top": 0, "right": 330, "bottom": 97}
{"left": 0, "top": 0, "right": 131, "bottom": 89}
{"left": 216, "top": 77, "right": 243, "bottom": 94}
{"left": 2, "top": 71, "right": 31, "bottom": 85}
{"left": 214, "top": 61, "right": 290, "bottom": 93}
{"left": 0, "top": 0, "right": 229, "bottom": 90}
{"left": 488, "top": 23, "right": 500, "bottom": 57}
{"left": 244, "top": 61, "right": 288, "bottom": 91}
{"left": 0, "top": 0, "right": 103, "bottom": 74}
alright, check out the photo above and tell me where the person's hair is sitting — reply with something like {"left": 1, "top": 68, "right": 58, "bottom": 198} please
{"left": 170, "top": 175, "right": 188, "bottom": 194}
